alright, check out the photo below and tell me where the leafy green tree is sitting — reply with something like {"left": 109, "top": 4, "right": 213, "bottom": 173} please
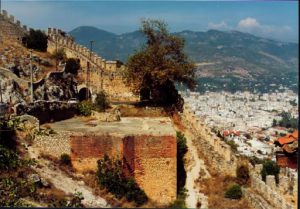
{"left": 126, "top": 19, "right": 196, "bottom": 111}
{"left": 65, "top": 58, "right": 80, "bottom": 75}
{"left": 22, "top": 29, "right": 48, "bottom": 52}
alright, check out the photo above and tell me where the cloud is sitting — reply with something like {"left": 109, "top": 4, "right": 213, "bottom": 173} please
{"left": 237, "top": 17, "right": 259, "bottom": 29}
{"left": 208, "top": 21, "right": 229, "bottom": 30}
{"left": 236, "top": 17, "right": 293, "bottom": 41}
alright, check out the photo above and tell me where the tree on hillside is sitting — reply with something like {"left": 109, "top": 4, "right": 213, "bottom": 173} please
{"left": 22, "top": 29, "right": 48, "bottom": 52}
{"left": 65, "top": 58, "right": 80, "bottom": 75}
{"left": 125, "top": 19, "right": 196, "bottom": 112}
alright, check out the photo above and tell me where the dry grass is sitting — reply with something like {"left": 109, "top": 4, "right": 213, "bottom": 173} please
{"left": 118, "top": 105, "right": 168, "bottom": 117}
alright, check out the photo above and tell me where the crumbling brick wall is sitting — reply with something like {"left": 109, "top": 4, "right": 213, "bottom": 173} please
{"left": 70, "top": 134, "right": 177, "bottom": 205}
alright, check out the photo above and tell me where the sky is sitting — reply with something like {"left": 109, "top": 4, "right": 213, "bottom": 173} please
{"left": 2, "top": 0, "right": 298, "bottom": 42}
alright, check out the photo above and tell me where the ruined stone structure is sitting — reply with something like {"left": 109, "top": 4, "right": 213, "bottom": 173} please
{"left": 39, "top": 117, "right": 177, "bottom": 206}
{"left": 244, "top": 164, "right": 297, "bottom": 209}
{"left": 47, "top": 28, "right": 139, "bottom": 102}
{"left": 70, "top": 134, "right": 177, "bottom": 205}
{"left": 0, "top": 10, "right": 29, "bottom": 42}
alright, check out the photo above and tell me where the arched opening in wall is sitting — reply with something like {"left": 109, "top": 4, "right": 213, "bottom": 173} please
{"left": 78, "top": 87, "right": 91, "bottom": 101}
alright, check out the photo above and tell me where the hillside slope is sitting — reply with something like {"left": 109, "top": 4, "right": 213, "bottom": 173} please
{"left": 70, "top": 26, "right": 298, "bottom": 93}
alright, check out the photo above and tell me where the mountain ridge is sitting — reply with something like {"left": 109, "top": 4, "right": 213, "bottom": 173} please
{"left": 69, "top": 26, "right": 298, "bottom": 93}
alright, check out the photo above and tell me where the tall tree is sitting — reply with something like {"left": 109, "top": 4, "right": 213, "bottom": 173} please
{"left": 126, "top": 19, "right": 196, "bottom": 111}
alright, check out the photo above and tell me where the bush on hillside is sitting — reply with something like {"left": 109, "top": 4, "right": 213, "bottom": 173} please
{"left": 236, "top": 165, "right": 249, "bottom": 185}
{"left": 97, "top": 155, "right": 148, "bottom": 206}
{"left": 94, "top": 91, "right": 109, "bottom": 112}
{"left": 65, "top": 58, "right": 80, "bottom": 75}
{"left": 224, "top": 184, "right": 242, "bottom": 199}
{"left": 176, "top": 131, "right": 188, "bottom": 194}
{"left": 60, "top": 153, "right": 72, "bottom": 166}
{"left": 51, "top": 48, "right": 66, "bottom": 61}
{"left": 261, "top": 160, "right": 280, "bottom": 184}
{"left": 77, "top": 101, "right": 93, "bottom": 116}
{"left": 22, "top": 29, "right": 48, "bottom": 52}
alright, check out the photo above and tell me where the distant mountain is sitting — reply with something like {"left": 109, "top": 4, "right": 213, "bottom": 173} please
{"left": 69, "top": 26, "right": 298, "bottom": 93}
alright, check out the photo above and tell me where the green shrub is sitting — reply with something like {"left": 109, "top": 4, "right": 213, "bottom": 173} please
{"left": 77, "top": 101, "right": 93, "bottom": 116}
{"left": 94, "top": 91, "right": 109, "bottom": 112}
{"left": 22, "top": 29, "right": 48, "bottom": 52}
{"left": 226, "top": 140, "right": 238, "bottom": 152}
{"left": 261, "top": 160, "right": 280, "bottom": 184}
{"left": 236, "top": 165, "right": 249, "bottom": 185}
{"left": 0, "top": 145, "right": 20, "bottom": 170}
{"left": 97, "top": 155, "right": 148, "bottom": 206}
{"left": 60, "top": 153, "right": 72, "bottom": 166}
{"left": 51, "top": 48, "right": 66, "bottom": 61}
{"left": 224, "top": 184, "right": 242, "bottom": 199}
{"left": 176, "top": 131, "right": 188, "bottom": 192}
{"left": 170, "top": 188, "right": 187, "bottom": 208}
{"left": 65, "top": 58, "right": 80, "bottom": 75}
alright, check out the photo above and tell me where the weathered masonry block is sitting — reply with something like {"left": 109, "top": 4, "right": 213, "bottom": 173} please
{"left": 70, "top": 134, "right": 177, "bottom": 205}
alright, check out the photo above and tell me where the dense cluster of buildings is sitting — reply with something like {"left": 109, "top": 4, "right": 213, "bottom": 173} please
{"left": 181, "top": 90, "right": 298, "bottom": 162}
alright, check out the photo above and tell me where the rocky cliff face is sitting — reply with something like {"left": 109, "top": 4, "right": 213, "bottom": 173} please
{"left": 0, "top": 73, "right": 26, "bottom": 104}
{"left": 34, "top": 71, "right": 78, "bottom": 101}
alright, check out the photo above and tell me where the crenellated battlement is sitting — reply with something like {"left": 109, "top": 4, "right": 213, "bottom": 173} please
{"left": 47, "top": 27, "right": 138, "bottom": 102}
{"left": 47, "top": 27, "right": 117, "bottom": 72}
{"left": 0, "top": 10, "right": 30, "bottom": 40}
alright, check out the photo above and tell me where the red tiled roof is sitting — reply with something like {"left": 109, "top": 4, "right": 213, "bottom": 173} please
{"left": 276, "top": 130, "right": 298, "bottom": 146}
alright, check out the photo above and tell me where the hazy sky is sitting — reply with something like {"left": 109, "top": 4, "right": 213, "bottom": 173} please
{"left": 2, "top": 0, "right": 298, "bottom": 42}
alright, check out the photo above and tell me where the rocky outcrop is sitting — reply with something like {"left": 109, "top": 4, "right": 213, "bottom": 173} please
{"left": 33, "top": 71, "right": 78, "bottom": 101}
{"left": 0, "top": 71, "right": 26, "bottom": 104}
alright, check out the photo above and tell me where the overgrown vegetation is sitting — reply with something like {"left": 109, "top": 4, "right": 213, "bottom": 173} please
{"left": 51, "top": 48, "right": 67, "bottom": 61}
{"left": 94, "top": 91, "right": 109, "bottom": 112}
{"left": 236, "top": 165, "right": 250, "bottom": 185}
{"left": 176, "top": 131, "right": 188, "bottom": 190}
{"left": 171, "top": 131, "right": 188, "bottom": 208}
{"left": 261, "top": 160, "right": 280, "bottom": 184}
{"left": 65, "top": 58, "right": 81, "bottom": 75}
{"left": 77, "top": 101, "right": 93, "bottom": 116}
{"left": 224, "top": 184, "right": 242, "bottom": 199}
{"left": 224, "top": 139, "right": 238, "bottom": 152}
{"left": 126, "top": 19, "right": 195, "bottom": 112}
{"left": 170, "top": 188, "right": 187, "bottom": 208}
{"left": 96, "top": 155, "right": 148, "bottom": 206}
{"left": 60, "top": 153, "right": 72, "bottom": 166}
{"left": 22, "top": 29, "right": 48, "bottom": 52}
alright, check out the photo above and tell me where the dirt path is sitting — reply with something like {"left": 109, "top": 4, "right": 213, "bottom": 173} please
{"left": 28, "top": 147, "right": 110, "bottom": 208}
{"left": 184, "top": 129, "right": 210, "bottom": 209}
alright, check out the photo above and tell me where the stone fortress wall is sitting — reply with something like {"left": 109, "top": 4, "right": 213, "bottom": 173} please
{"left": 183, "top": 104, "right": 238, "bottom": 176}
{"left": 0, "top": 10, "right": 29, "bottom": 42}
{"left": 244, "top": 164, "right": 297, "bottom": 209}
{"left": 70, "top": 134, "right": 177, "bottom": 206}
{"left": 47, "top": 28, "right": 139, "bottom": 102}
{"left": 182, "top": 104, "right": 297, "bottom": 209}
